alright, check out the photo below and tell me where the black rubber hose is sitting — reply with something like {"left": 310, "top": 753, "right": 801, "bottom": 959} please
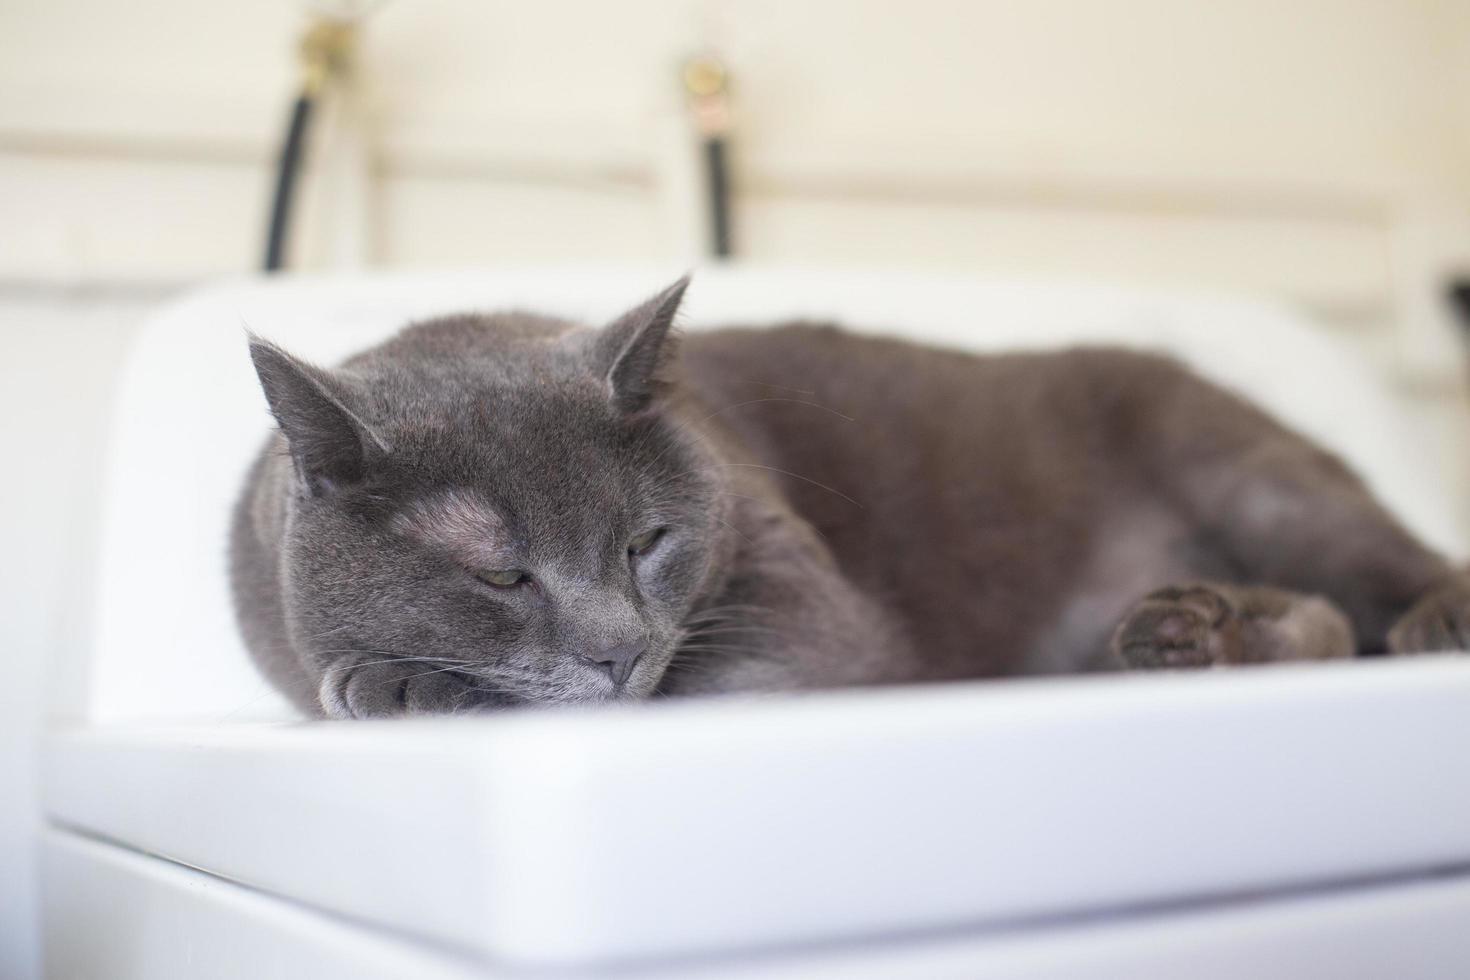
{"left": 263, "top": 93, "right": 314, "bottom": 272}
{"left": 1449, "top": 280, "right": 1470, "bottom": 338}
{"left": 704, "top": 135, "right": 732, "bottom": 259}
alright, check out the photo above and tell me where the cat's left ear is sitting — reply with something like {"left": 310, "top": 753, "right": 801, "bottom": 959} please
{"left": 246, "top": 337, "right": 389, "bottom": 497}
{"left": 592, "top": 275, "right": 689, "bottom": 413}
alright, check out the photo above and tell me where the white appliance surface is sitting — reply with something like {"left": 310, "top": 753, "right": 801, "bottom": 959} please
{"left": 50, "top": 268, "right": 1470, "bottom": 977}
{"left": 43, "top": 825, "right": 1470, "bottom": 980}
{"left": 46, "top": 656, "right": 1470, "bottom": 969}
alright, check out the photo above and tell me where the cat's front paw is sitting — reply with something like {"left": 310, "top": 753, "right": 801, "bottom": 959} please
{"left": 1110, "top": 585, "right": 1239, "bottom": 669}
{"left": 320, "top": 660, "right": 487, "bottom": 719}
{"left": 1388, "top": 574, "right": 1470, "bottom": 653}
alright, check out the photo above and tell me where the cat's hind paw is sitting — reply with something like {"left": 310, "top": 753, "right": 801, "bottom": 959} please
{"left": 1110, "top": 585, "right": 1239, "bottom": 670}
{"left": 1388, "top": 574, "right": 1470, "bottom": 653}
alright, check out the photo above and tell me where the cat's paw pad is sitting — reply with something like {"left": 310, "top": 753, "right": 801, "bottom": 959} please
{"left": 1111, "top": 585, "right": 1239, "bottom": 669}
{"left": 1388, "top": 575, "right": 1470, "bottom": 653}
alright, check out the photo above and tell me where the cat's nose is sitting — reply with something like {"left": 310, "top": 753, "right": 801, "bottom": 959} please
{"left": 584, "top": 641, "right": 645, "bottom": 686}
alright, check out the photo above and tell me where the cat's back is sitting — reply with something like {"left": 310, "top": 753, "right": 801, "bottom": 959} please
{"left": 680, "top": 323, "right": 1183, "bottom": 471}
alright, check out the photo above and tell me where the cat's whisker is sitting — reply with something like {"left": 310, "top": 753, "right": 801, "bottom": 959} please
{"left": 684, "top": 626, "right": 782, "bottom": 639}
{"left": 630, "top": 416, "right": 716, "bottom": 474}
{"left": 700, "top": 396, "right": 856, "bottom": 425}
{"left": 715, "top": 491, "right": 764, "bottom": 502}
{"left": 675, "top": 639, "right": 783, "bottom": 660}
{"left": 260, "top": 646, "right": 469, "bottom": 663}
{"left": 390, "top": 663, "right": 479, "bottom": 682}
{"left": 215, "top": 685, "right": 288, "bottom": 722}
{"left": 683, "top": 617, "right": 782, "bottom": 631}
{"left": 336, "top": 655, "right": 480, "bottom": 672}
{"left": 712, "top": 516, "right": 753, "bottom": 545}
{"left": 657, "top": 661, "right": 707, "bottom": 676}
{"left": 673, "top": 643, "right": 759, "bottom": 656}
{"left": 660, "top": 400, "right": 854, "bottom": 485}
{"left": 636, "top": 471, "right": 712, "bottom": 510}
{"left": 679, "top": 624, "right": 766, "bottom": 638}
{"left": 685, "top": 602, "right": 777, "bottom": 617}
{"left": 638, "top": 394, "right": 854, "bottom": 478}
{"left": 683, "top": 611, "right": 775, "bottom": 622}
{"left": 737, "top": 378, "right": 818, "bottom": 397}
{"left": 685, "top": 620, "right": 787, "bottom": 637}
{"left": 718, "top": 462, "right": 865, "bottom": 509}
{"left": 684, "top": 608, "right": 780, "bottom": 622}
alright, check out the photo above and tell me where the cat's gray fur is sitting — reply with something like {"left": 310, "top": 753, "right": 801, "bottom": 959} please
{"left": 230, "top": 277, "right": 1470, "bottom": 717}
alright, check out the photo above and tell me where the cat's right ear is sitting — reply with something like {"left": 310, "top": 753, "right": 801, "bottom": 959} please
{"left": 246, "top": 337, "right": 387, "bottom": 497}
{"left": 592, "top": 275, "right": 690, "bottom": 414}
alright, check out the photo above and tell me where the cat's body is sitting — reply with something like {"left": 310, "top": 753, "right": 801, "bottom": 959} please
{"left": 231, "top": 279, "right": 1470, "bottom": 717}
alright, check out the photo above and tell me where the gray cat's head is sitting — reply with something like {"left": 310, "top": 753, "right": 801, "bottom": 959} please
{"left": 247, "top": 278, "right": 728, "bottom": 715}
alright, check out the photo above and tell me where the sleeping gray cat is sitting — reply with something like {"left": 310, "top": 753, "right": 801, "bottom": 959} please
{"left": 230, "top": 276, "right": 1470, "bottom": 717}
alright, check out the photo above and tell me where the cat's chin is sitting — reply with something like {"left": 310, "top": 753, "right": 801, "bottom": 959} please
{"left": 466, "top": 682, "right": 648, "bottom": 711}
{"left": 613, "top": 667, "right": 669, "bottom": 703}
{"left": 575, "top": 683, "right": 652, "bottom": 707}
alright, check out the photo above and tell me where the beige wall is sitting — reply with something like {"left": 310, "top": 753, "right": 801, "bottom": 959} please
{"left": 3, "top": 2, "right": 1470, "bottom": 372}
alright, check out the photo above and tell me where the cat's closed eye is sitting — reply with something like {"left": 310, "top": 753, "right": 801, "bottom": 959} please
{"left": 628, "top": 528, "right": 666, "bottom": 557}
{"left": 476, "top": 569, "right": 529, "bottom": 588}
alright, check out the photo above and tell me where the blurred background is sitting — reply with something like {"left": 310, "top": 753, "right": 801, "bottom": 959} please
{"left": 4, "top": 2, "right": 1470, "bottom": 976}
